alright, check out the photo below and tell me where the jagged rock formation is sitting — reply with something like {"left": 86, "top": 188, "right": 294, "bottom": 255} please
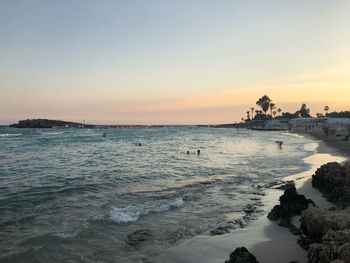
{"left": 302, "top": 161, "right": 350, "bottom": 263}
{"left": 268, "top": 184, "right": 314, "bottom": 227}
{"left": 301, "top": 206, "right": 350, "bottom": 243}
{"left": 312, "top": 162, "right": 350, "bottom": 207}
{"left": 308, "top": 229, "right": 350, "bottom": 263}
{"left": 225, "top": 247, "right": 259, "bottom": 263}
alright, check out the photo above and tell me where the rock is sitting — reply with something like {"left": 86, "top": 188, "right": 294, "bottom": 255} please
{"left": 225, "top": 247, "right": 259, "bottom": 263}
{"left": 210, "top": 226, "right": 230, "bottom": 236}
{"left": 326, "top": 187, "right": 350, "bottom": 207}
{"left": 300, "top": 206, "right": 350, "bottom": 243}
{"left": 244, "top": 204, "right": 256, "bottom": 214}
{"left": 297, "top": 234, "right": 314, "bottom": 250}
{"left": 127, "top": 229, "right": 151, "bottom": 246}
{"left": 301, "top": 206, "right": 350, "bottom": 262}
{"left": 307, "top": 229, "right": 350, "bottom": 263}
{"left": 275, "top": 181, "right": 295, "bottom": 190}
{"left": 268, "top": 205, "right": 288, "bottom": 221}
{"left": 267, "top": 184, "right": 314, "bottom": 227}
{"left": 312, "top": 162, "right": 347, "bottom": 192}
{"left": 290, "top": 226, "right": 303, "bottom": 235}
{"left": 312, "top": 162, "right": 350, "bottom": 207}
{"left": 279, "top": 185, "right": 315, "bottom": 215}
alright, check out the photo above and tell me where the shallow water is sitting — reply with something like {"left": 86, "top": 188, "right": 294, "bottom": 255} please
{"left": 0, "top": 127, "right": 315, "bottom": 262}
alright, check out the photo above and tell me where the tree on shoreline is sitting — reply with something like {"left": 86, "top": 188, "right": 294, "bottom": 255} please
{"left": 324, "top": 106, "right": 329, "bottom": 115}
{"left": 277, "top": 108, "right": 282, "bottom": 116}
{"left": 269, "top": 103, "right": 276, "bottom": 116}
{"left": 250, "top": 108, "right": 255, "bottom": 119}
{"left": 296, "top": 103, "right": 311, "bottom": 118}
{"left": 256, "top": 95, "right": 271, "bottom": 115}
{"left": 326, "top": 111, "right": 350, "bottom": 118}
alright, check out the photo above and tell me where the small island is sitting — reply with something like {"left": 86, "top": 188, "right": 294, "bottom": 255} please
{"left": 10, "top": 119, "right": 95, "bottom": 129}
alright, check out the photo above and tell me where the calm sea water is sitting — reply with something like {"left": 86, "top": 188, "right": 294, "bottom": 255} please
{"left": 0, "top": 127, "right": 316, "bottom": 262}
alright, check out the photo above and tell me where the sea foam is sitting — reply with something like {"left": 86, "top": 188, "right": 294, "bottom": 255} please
{"left": 109, "top": 197, "right": 184, "bottom": 224}
{"left": 0, "top": 133, "right": 22, "bottom": 137}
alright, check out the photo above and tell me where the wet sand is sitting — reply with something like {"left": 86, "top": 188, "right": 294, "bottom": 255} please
{"left": 161, "top": 136, "right": 347, "bottom": 263}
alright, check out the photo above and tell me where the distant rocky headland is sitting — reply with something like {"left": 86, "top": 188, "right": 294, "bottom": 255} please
{"left": 10, "top": 119, "right": 95, "bottom": 128}
{"left": 10, "top": 119, "right": 161, "bottom": 129}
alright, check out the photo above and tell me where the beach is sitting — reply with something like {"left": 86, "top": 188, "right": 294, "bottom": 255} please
{"left": 162, "top": 131, "right": 349, "bottom": 263}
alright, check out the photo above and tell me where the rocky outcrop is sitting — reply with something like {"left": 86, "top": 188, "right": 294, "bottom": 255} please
{"left": 300, "top": 206, "right": 350, "bottom": 262}
{"left": 225, "top": 247, "right": 259, "bottom": 263}
{"left": 301, "top": 206, "right": 350, "bottom": 243}
{"left": 308, "top": 229, "right": 350, "bottom": 263}
{"left": 10, "top": 119, "right": 95, "bottom": 128}
{"left": 312, "top": 162, "right": 350, "bottom": 207}
{"left": 268, "top": 184, "right": 314, "bottom": 227}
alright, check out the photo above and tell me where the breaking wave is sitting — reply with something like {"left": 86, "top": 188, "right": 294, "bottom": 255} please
{"left": 0, "top": 133, "right": 22, "bottom": 137}
{"left": 41, "top": 132, "right": 65, "bottom": 135}
{"left": 108, "top": 197, "right": 184, "bottom": 224}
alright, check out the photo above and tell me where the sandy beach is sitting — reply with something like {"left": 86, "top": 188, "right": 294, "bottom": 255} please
{"left": 298, "top": 130, "right": 350, "bottom": 158}
{"left": 162, "top": 132, "right": 349, "bottom": 263}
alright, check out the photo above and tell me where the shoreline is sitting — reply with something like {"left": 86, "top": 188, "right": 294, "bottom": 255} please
{"left": 296, "top": 130, "right": 350, "bottom": 159}
{"left": 161, "top": 132, "right": 348, "bottom": 263}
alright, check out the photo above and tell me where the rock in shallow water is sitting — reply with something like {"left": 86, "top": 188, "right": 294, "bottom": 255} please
{"left": 127, "top": 229, "right": 152, "bottom": 246}
{"left": 225, "top": 247, "right": 259, "bottom": 263}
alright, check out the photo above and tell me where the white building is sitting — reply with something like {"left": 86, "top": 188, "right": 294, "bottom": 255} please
{"left": 289, "top": 117, "right": 350, "bottom": 133}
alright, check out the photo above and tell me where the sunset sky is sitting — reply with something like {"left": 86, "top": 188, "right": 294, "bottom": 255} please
{"left": 1, "top": 0, "right": 349, "bottom": 124}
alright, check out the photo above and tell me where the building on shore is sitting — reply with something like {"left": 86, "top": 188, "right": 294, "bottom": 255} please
{"left": 289, "top": 117, "right": 350, "bottom": 134}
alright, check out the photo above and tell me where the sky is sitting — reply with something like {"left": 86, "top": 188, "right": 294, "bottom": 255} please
{"left": 0, "top": 0, "right": 349, "bottom": 125}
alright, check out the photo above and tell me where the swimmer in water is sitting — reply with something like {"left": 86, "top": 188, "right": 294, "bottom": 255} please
{"left": 197, "top": 149, "right": 201, "bottom": 155}
{"left": 187, "top": 151, "right": 190, "bottom": 155}
{"left": 275, "top": 141, "right": 283, "bottom": 149}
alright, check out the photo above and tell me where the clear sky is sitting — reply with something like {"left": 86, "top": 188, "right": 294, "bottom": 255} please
{"left": 1, "top": 0, "right": 349, "bottom": 124}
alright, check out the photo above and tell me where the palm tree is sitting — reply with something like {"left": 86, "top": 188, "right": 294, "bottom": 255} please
{"left": 269, "top": 103, "right": 276, "bottom": 116}
{"left": 324, "top": 106, "right": 329, "bottom": 116}
{"left": 256, "top": 95, "right": 271, "bottom": 114}
{"left": 250, "top": 108, "right": 255, "bottom": 119}
{"left": 272, "top": 110, "right": 277, "bottom": 118}
{"left": 277, "top": 108, "right": 282, "bottom": 116}
{"left": 246, "top": 111, "right": 250, "bottom": 121}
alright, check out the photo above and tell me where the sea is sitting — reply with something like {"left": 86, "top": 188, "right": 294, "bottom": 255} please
{"left": 0, "top": 126, "right": 317, "bottom": 262}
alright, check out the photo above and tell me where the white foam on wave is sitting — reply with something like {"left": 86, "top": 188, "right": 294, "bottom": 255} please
{"left": 109, "top": 197, "right": 184, "bottom": 224}
{"left": 41, "top": 132, "right": 65, "bottom": 135}
{"left": 53, "top": 221, "right": 89, "bottom": 239}
{"left": 0, "top": 133, "right": 22, "bottom": 137}
{"left": 282, "top": 132, "right": 304, "bottom": 139}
